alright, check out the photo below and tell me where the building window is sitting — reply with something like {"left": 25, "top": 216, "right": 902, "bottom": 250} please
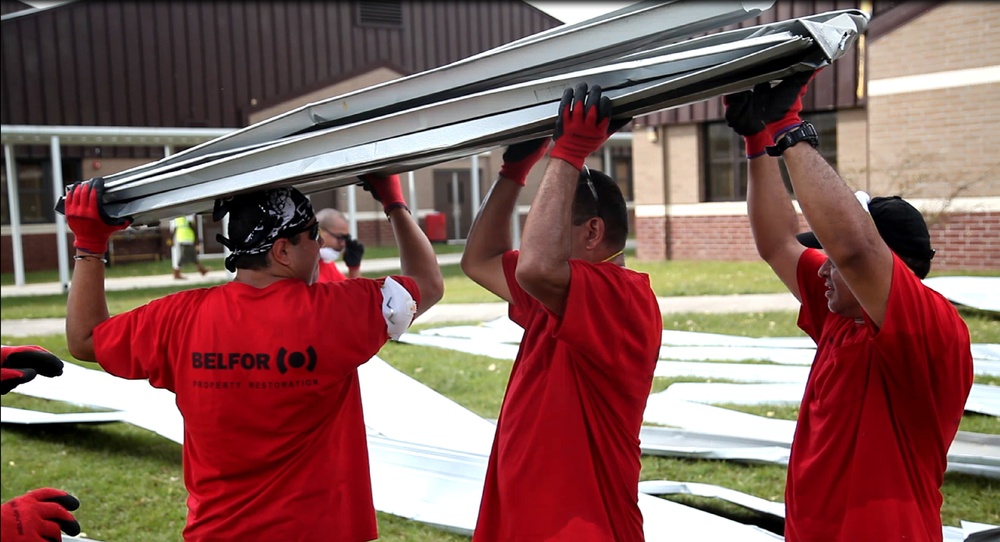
{"left": 1, "top": 159, "right": 80, "bottom": 225}
{"left": 357, "top": 1, "right": 403, "bottom": 27}
{"left": 702, "top": 112, "right": 838, "bottom": 202}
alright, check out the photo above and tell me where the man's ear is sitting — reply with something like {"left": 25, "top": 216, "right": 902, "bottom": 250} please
{"left": 270, "top": 238, "right": 293, "bottom": 267}
{"left": 585, "top": 217, "right": 605, "bottom": 251}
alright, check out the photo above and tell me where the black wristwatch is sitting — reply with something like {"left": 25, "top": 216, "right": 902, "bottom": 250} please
{"left": 766, "top": 121, "right": 819, "bottom": 157}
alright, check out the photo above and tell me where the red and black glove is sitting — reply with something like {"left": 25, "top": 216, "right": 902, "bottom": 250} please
{"left": 723, "top": 91, "right": 773, "bottom": 159}
{"left": 343, "top": 238, "right": 364, "bottom": 270}
{"left": 359, "top": 173, "right": 408, "bottom": 216}
{"left": 499, "top": 138, "right": 551, "bottom": 187}
{"left": 1, "top": 488, "right": 81, "bottom": 541}
{"left": 762, "top": 70, "right": 816, "bottom": 139}
{"left": 1, "top": 345, "right": 64, "bottom": 395}
{"left": 722, "top": 70, "right": 817, "bottom": 157}
{"left": 62, "top": 177, "right": 132, "bottom": 254}
{"left": 550, "top": 82, "right": 618, "bottom": 171}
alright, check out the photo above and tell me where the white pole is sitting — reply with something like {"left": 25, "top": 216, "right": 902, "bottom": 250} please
{"left": 4, "top": 144, "right": 25, "bottom": 286}
{"left": 451, "top": 171, "right": 460, "bottom": 240}
{"left": 470, "top": 155, "right": 481, "bottom": 220}
{"left": 512, "top": 204, "right": 521, "bottom": 249}
{"left": 347, "top": 184, "right": 358, "bottom": 238}
{"left": 223, "top": 214, "right": 234, "bottom": 280}
{"left": 603, "top": 145, "right": 612, "bottom": 173}
{"left": 407, "top": 171, "right": 417, "bottom": 215}
{"left": 51, "top": 136, "right": 70, "bottom": 292}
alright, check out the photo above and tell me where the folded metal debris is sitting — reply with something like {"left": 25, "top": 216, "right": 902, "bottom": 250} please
{"left": 99, "top": 0, "right": 779, "bottom": 181}
{"left": 4, "top": 358, "right": 791, "bottom": 539}
{"left": 65, "top": 4, "right": 869, "bottom": 224}
{"left": 923, "top": 276, "right": 1000, "bottom": 313}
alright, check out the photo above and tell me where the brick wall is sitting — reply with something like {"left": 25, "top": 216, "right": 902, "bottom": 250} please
{"left": 929, "top": 211, "right": 1000, "bottom": 270}
{"left": 865, "top": 2, "right": 1000, "bottom": 199}
{"left": 1, "top": 230, "right": 72, "bottom": 273}
{"left": 868, "top": 2, "right": 1000, "bottom": 78}
{"left": 635, "top": 210, "right": 999, "bottom": 271}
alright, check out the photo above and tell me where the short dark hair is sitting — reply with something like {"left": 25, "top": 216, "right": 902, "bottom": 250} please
{"left": 571, "top": 167, "right": 628, "bottom": 250}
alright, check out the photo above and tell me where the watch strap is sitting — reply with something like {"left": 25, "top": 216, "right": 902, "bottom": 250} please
{"left": 766, "top": 121, "right": 819, "bottom": 157}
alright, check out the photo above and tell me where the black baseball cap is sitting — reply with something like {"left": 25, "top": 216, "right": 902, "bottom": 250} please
{"left": 796, "top": 196, "right": 936, "bottom": 261}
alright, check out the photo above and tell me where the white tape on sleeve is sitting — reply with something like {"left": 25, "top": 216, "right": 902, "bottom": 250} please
{"left": 381, "top": 276, "right": 417, "bottom": 340}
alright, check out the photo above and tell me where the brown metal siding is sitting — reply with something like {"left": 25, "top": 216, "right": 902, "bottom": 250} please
{"left": 0, "top": 0, "right": 31, "bottom": 17}
{"left": 1, "top": 0, "right": 560, "bottom": 158}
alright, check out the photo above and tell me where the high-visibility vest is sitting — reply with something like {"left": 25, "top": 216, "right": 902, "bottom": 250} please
{"left": 172, "top": 216, "right": 196, "bottom": 244}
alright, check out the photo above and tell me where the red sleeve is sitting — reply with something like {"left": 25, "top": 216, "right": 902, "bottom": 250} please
{"left": 93, "top": 289, "right": 210, "bottom": 391}
{"left": 795, "top": 248, "right": 829, "bottom": 343}
{"left": 864, "top": 255, "right": 973, "bottom": 403}
{"left": 501, "top": 250, "right": 540, "bottom": 328}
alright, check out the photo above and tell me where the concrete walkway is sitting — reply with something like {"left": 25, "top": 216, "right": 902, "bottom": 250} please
{"left": 0, "top": 251, "right": 800, "bottom": 338}
{"left": 0, "top": 254, "right": 464, "bottom": 298}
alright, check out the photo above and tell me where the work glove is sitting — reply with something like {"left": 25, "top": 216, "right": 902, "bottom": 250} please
{"left": 359, "top": 173, "right": 408, "bottom": 216}
{"left": 722, "top": 70, "right": 817, "bottom": 156}
{"left": 723, "top": 91, "right": 774, "bottom": 159}
{"left": 499, "top": 138, "right": 551, "bottom": 187}
{"left": 61, "top": 177, "right": 132, "bottom": 254}
{"left": 550, "top": 82, "right": 624, "bottom": 171}
{"left": 1, "top": 345, "right": 64, "bottom": 395}
{"left": 1, "top": 487, "right": 81, "bottom": 541}
{"left": 343, "top": 238, "right": 365, "bottom": 269}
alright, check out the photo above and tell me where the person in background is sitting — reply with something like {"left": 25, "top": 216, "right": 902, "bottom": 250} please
{"left": 723, "top": 71, "right": 973, "bottom": 541}
{"left": 169, "top": 214, "right": 210, "bottom": 280}
{"left": 60, "top": 175, "right": 442, "bottom": 542}
{"left": 462, "top": 82, "right": 661, "bottom": 541}
{"left": 315, "top": 208, "right": 365, "bottom": 282}
{"left": 1, "top": 345, "right": 82, "bottom": 541}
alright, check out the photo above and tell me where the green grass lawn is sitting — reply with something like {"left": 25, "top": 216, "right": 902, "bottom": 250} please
{"left": 2, "top": 261, "right": 998, "bottom": 539}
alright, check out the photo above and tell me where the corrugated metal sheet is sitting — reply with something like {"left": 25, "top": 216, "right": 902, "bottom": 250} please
{"left": 0, "top": 0, "right": 32, "bottom": 17}
{"left": 82, "top": 6, "right": 868, "bottom": 224}
{"left": 639, "top": 0, "right": 872, "bottom": 126}
{"left": 0, "top": 0, "right": 560, "bottom": 158}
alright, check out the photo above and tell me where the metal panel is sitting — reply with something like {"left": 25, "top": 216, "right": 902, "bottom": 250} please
{"left": 86, "top": 8, "right": 868, "bottom": 224}
{"left": 641, "top": 0, "right": 878, "bottom": 126}
{"left": 99, "top": 0, "right": 777, "bottom": 184}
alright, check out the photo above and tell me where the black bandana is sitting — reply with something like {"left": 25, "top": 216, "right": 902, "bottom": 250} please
{"left": 213, "top": 187, "right": 314, "bottom": 272}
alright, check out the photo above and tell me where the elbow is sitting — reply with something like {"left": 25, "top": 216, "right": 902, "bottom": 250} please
{"left": 67, "top": 338, "right": 95, "bottom": 363}
{"left": 460, "top": 253, "right": 476, "bottom": 281}
{"left": 514, "top": 256, "right": 558, "bottom": 293}
{"left": 419, "top": 273, "right": 445, "bottom": 310}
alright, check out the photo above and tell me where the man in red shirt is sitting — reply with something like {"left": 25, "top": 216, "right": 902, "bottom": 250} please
{"left": 61, "top": 176, "right": 443, "bottom": 541}
{"left": 315, "top": 207, "right": 365, "bottom": 283}
{"left": 462, "top": 83, "right": 662, "bottom": 541}
{"left": 723, "top": 72, "right": 973, "bottom": 541}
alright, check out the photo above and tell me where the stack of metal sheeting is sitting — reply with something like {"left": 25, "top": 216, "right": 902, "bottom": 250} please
{"left": 82, "top": 1, "right": 868, "bottom": 224}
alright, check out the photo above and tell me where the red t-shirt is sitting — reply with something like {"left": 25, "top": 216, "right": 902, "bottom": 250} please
{"left": 473, "top": 251, "right": 662, "bottom": 542}
{"left": 317, "top": 260, "right": 347, "bottom": 283}
{"left": 786, "top": 249, "right": 972, "bottom": 542}
{"left": 93, "top": 276, "right": 419, "bottom": 542}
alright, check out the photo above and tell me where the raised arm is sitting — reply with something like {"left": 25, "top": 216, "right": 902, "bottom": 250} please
{"left": 517, "top": 83, "right": 618, "bottom": 315}
{"left": 62, "top": 179, "right": 131, "bottom": 361}
{"left": 742, "top": 71, "right": 894, "bottom": 325}
{"left": 781, "top": 143, "right": 893, "bottom": 325}
{"left": 723, "top": 90, "right": 806, "bottom": 300}
{"left": 360, "top": 174, "right": 443, "bottom": 319}
{"left": 461, "top": 138, "right": 550, "bottom": 304}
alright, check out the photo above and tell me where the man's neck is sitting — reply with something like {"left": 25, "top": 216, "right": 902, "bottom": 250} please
{"left": 233, "top": 268, "right": 295, "bottom": 289}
